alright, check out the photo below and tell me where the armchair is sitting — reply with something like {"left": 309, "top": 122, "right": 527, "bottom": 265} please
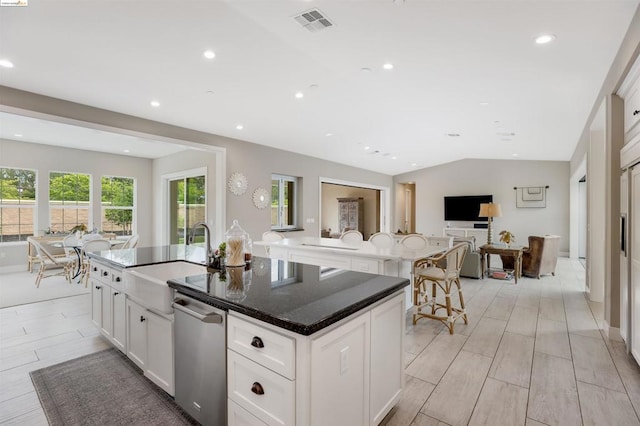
{"left": 501, "top": 235, "right": 560, "bottom": 279}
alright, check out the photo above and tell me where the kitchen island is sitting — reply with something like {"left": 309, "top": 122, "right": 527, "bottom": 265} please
{"left": 88, "top": 247, "right": 409, "bottom": 425}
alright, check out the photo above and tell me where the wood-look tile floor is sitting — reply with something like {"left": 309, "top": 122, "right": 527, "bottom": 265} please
{"left": 383, "top": 258, "right": 640, "bottom": 426}
{"left": 1, "top": 259, "right": 639, "bottom": 425}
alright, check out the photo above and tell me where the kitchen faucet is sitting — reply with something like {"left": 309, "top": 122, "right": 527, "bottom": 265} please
{"left": 189, "top": 221, "right": 215, "bottom": 266}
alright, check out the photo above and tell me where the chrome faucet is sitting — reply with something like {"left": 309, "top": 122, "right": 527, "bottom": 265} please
{"left": 189, "top": 221, "right": 215, "bottom": 266}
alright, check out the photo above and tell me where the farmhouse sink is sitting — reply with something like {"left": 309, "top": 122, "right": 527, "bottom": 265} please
{"left": 124, "top": 261, "right": 208, "bottom": 314}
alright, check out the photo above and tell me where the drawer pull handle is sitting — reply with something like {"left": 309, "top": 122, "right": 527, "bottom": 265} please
{"left": 251, "top": 336, "right": 264, "bottom": 348}
{"left": 251, "top": 382, "right": 264, "bottom": 395}
{"left": 102, "top": 271, "right": 109, "bottom": 277}
{"left": 95, "top": 285, "right": 101, "bottom": 290}
{"left": 113, "top": 292, "right": 120, "bottom": 296}
{"left": 634, "top": 110, "right": 640, "bottom": 116}
{"left": 115, "top": 277, "right": 121, "bottom": 282}
{"left": 93, "top": 267, "right": 98, "bottom": 272}
{"left": 140, "top": 315, "right": 146, "bottom": 322}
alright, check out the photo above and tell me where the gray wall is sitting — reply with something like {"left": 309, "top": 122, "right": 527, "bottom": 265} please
{"left": 0, "top": 138, "right": 153, "bottom": 268}
{"left": 394, "top": 159, "right": 571, "bottom": 253}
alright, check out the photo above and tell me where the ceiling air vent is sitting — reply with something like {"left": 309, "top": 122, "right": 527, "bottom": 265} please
{"left": 292, "top": 8, "right": 334, "bottom": 32}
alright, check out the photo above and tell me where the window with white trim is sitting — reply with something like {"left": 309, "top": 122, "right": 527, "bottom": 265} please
{"left": 101, "top": 176, "right": 135, "bottom": 236}
{"left": 0, "top": 167, "right": 36, "bottom": 242}
{"left": 49, "top": 172, "right": 91, "bottom": 233}
{"left": 271, "top": 174, "right": 299, "bottom": 230}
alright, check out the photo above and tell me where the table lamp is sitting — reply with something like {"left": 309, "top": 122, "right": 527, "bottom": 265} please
{"left": 478, "top": 202, "right": 502, "bottom": 245}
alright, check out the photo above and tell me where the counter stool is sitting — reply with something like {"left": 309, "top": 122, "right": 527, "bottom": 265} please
{"left": 413, "top": 242, "right": 468, "bottom": 334}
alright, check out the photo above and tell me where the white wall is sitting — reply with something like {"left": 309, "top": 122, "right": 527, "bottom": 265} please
{"left": 588, "top": 129, "right": 606, "bottom": 302}
{"left": 0, "top": 138, "right": 153, "bottom": 268}
{"left": 394, "top": 159, "right": 570, "bottom": 253}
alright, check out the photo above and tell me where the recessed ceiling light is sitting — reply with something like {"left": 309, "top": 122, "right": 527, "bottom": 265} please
{"left": 203, "top": 50, "right": 216, "bottom": 59}
{"left": 364, "top": 146, "right": 371, "bottom": 150}
{"left": 392, "top": 156, "right": 397, "bottom": 160}
{"left": 236, "top": 124, "right": 244, "bottom": 130}
{"left": 0, "top": 59, "right": 14, "bottom": 68}
{"left": 382, "top": 63, "right": 394, "bottom": 70}
{"left": 123, "top": 149, "right": 130, "bottom": 153}
{"left": 325, "top": 133, "right": 333, "bottom": 137}
{"left": 295, "top": 92, "right": 304, "bottom": 99}
{"left": 479, "top": 102, "right": 489, "bottom": 106}
{"left": 535, "top": 34, "right": 556, "bottom": 45}
{"left": 14, "top": 133, "right": 23, "bottom": 137}
{"left": 150, "top": 100, "right": 160, "bottom": 107}
{"left": 411, "top": 162, "right": 418, "bottom": 167}
{"left": 512, "top": 153, "right": 519, "bottom": 157}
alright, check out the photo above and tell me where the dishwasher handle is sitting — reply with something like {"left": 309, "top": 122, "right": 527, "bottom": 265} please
{"left": 173, "top": 298, "right": 223, "bottom": 324}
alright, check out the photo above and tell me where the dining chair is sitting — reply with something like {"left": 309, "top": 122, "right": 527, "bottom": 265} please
{"left": 340, "top": 230, "right": 364, "bottom": 244}
{"left": 399, "top": 234, "right": 429, "bottom": 250}
{"left": 81, "top": 239, "right": 112, "bottom": 286}
{"left": 30, "top": 239, "right": 76, "bottom": 287}
{"left": 120, "top": 234, "right": 139, "bottom": 249}
{"left": 368, "top": 232, "right": 394, "bottom": 249}
{"left": 262, "top": 231, "right": 284, "bottom": 257}
{"left": 413, "top": 242, "right": 469, "bottom": 334}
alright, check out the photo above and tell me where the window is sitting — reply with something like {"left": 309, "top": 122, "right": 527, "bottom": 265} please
{"left": 271, "top": 174, "right": 298, "bottom": 230}
{"left": 49, "top": 172, "right": 91, "bottom": 233}
{"left": 0, "top": 168, "right": 36, "bottom": 242}
{"left": 101, "top": 176, "right": 135, "bottom": 236}
{"left": 169, "top": 174, "right": 206, "bottom": 244}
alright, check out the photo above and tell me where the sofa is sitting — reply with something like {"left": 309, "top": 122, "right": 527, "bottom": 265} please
{"left": 451, "top": 236, "right": 483, "bottom": 279}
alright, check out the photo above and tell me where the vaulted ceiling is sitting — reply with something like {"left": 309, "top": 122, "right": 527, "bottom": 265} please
{"left": 0, "top": 0, "right": 637, "bottom": 174}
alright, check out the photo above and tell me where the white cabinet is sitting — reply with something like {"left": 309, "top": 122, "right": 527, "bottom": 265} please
{"left": 311, "top": 311, "right": 370, "bottom": 425}
{"left": 631, "top": 166, "right": 640, "bottom": 363}
{"left": 126, "top": 298, "right": 175, "bottom": 395}
{"left": 90, "top": 261, "right": 126, "bottom": 345}
{"left": 227, "top": 291, "right": 405, "bottom": 426}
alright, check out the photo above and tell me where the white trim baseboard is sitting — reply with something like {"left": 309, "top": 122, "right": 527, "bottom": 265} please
{"left": 0, "top": 264, "right": 28, "bottom": 274}
{"left": 604, "top": 321, "right": 623, "bottom": 342}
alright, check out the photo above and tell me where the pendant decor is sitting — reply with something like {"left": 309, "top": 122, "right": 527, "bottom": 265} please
{"left": 228, "top": 172, "right": 248, "bottom": 195}
{"left": 252, "top": 187, "right": 269, "bottom": 209}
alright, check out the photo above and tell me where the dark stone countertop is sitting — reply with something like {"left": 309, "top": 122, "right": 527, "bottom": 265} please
{"left": 168, "top": 257, "right": 409, "bottom": 336}
{"left": 87, "top": 245, "right": 208, "bottom": 270}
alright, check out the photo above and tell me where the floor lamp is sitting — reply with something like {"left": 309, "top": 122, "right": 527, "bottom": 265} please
{"left": 479, "top": 202, "right": 502, "bottom": 245}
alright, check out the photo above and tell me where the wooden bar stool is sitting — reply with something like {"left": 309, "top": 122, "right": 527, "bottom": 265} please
{"left": 413, "top": 243, "right": 469, "bottom": 334}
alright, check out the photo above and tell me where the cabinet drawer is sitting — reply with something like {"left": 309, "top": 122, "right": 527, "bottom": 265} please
{"left": 228, "top": 350, "right": 294, "bottom": 426}
{"left": 624, "top": 77, "right": 640, "bottom": 136}
{"left": 110, "top": 268, "right": 124, "bottom": 292}
{"left": 228, "top": 315, "right": 295, "bottom": 379}
{"left": 228, "top": 399, "right": 268, "bottom": 426}
{"left": 351, "top": 257, "right": 381, "bottom": 273}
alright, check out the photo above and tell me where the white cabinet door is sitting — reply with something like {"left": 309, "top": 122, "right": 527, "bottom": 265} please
{"left": 146, "top": 310, "right": 174, "bottom": 396}
{"left": 631, "top": 166, "right": 640, "bottom": 363}
{"left": 90, "top": 277, "right": 103, "bottom": 328}
{"left": 126, "top": 299, "right": 147, "bottom": 370}
{"left": 621, "top": 172, "right": 630, "bottom": 344}
{"left": 370, "top": 294, "right": 404, "bottom": 425}
{"left": 100, "top": 282, "right": 112, "bottom": 339}
{"left": 111, "top": 288, "right": 126, "bottom": 353}
{"left": 310, "top": 312, "right": 370, "bottom": 426}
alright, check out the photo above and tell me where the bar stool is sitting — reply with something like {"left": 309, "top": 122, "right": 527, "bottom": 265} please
{"left": 413, "top": 242, "right": 468, "bottom": 334}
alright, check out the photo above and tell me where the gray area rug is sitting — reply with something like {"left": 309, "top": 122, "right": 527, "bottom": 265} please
{"left": 30, "top": 348, "right": 198, "bottom": 426}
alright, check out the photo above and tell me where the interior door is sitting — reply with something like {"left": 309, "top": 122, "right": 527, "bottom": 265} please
{"left": 631, "top": 165, "right": 640, "bottom": 363}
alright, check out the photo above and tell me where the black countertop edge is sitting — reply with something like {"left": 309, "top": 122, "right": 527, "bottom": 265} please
{"left": 167, "top": 279, "right": 408, "bottom": 336}
{"left": 87, "top": 254, "right": 210, "bottom": 271}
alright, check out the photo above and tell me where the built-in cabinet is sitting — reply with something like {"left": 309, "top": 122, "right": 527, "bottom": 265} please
{"left": 227, "top": 292, "right": 404, "bottom": 425}
{"left": 618, "top": 53, "right": 640, "bottom": 364}
{"left": 338, "top": 197, "right": 364, "bottom": 235}
{"left": 126, "top": 298, "right": 175, "bottom": 396}
{"left": 90, "top": 261, "right": 125, "bottom": 352}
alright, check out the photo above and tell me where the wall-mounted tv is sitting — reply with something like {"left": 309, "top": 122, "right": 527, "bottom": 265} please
{"left": 444, "top": 195, "right": 493, "bottom": 222}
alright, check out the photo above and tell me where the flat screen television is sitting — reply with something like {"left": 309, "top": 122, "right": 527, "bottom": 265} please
{"left": 444, "top": 195, "right": 493, "bottom": 222}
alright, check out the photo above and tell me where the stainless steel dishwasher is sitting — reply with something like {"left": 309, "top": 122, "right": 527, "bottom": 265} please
{"left": 173, "top": 294, "right": 226, "bottom": 426}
